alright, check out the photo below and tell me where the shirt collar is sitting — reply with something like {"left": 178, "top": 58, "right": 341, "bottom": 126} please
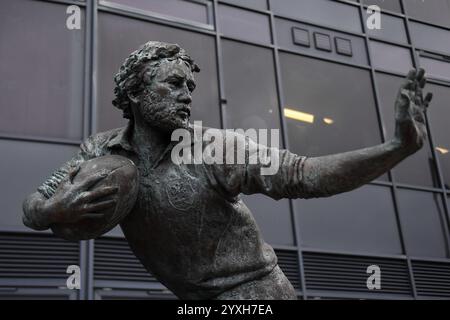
{"left": 105, "top": 121, "right": 202, "bottom": 156}
{"left": 106, "top": 121, "right": 135, "bottom": 153}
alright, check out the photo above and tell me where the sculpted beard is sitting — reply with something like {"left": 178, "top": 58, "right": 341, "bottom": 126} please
{"left": 138, "top": 88, "right": 190, "bottom": 133}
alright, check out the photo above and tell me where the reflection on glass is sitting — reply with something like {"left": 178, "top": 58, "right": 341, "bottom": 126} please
{"left": 279, "top": 52, "right": 383, "bottom": 165}
{"left": 284, "top": 108, "right": 314, "bottom": 124}
{"left": 426, "top": 83, "right": 450, "bottom": 190}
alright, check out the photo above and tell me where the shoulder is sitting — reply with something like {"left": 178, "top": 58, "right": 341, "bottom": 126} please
{"left": 81, "top": 127, "right": 127, "bottom": 156}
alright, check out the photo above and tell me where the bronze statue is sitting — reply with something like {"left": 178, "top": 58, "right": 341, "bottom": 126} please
{"left": 22, "top": 41, "right": 433, "bottom": 300}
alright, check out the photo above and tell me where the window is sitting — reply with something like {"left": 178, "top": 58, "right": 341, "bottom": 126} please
{"left": 375, "top": 72, "right": 439, "bottom": 187}
{"left": 270, "top": 0, "right": 362, "bottom": 33}
{"left": 279, "top": 52, "right": 383, "bottom": 161}
{"left": 218, "top": 4, "right": 271, "bottom": 44}
{"left": 404, "top": 0, "right": 450, "bottom": 28}
{"left": 364, "top": 12, "right": 408, "bottom": 44}
{"left": 221, "top": 40, "right": 282, "bottom": 136}
{"left": 419, "top": 54, "right": 450, "bottom": 82}
{"left": 220, "top": 0, "right": 267, "bottom": 11}
{"left": 409, "top": 21, "right": 450, "bottom": 55}
{"left": 0, "top": 0, "right": 84, "bottom": 140}
{"left": 97, "top": 13, "right": 221, "bottom": 132}
{"left": 426, "top": 83, "right": 450, "bottom": 190}
{"left": 362, "top": 0, "right": 402, "bottom": 13}
{"left": 396, "top": 189, "right": 448, "bottom": 258}
{"left": 102, "top": 0, "right": 211, "bottom": 26}
{"left": 0, "top": 140, "right": 79, "bottom": 232}
{"left": 370, "top": 41, "right": 413, "bottom": 74}
{"left": 295, "top": 185, "right": 402, "bottom": 254}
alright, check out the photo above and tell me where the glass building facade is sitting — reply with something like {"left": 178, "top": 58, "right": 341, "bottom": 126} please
{"left": 0, "top": 0, "right": 450, "bottom": 299}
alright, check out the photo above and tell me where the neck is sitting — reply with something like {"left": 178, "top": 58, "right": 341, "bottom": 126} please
{"left": 131, "top": 115, "right": 171, "bottom": 155}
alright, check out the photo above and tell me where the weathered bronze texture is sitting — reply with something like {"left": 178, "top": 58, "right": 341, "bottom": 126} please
{"left": 23, "top": 41, "right": 433, "bottom": 300}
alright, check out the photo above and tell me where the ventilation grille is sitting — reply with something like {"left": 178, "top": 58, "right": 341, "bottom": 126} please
{"left": 275, "top": 249, "right": 301, "bottom": 290}
{"left": 303, "top": 252, "right": 412, "bottom": 296}
{"left": 0, "top": 232, "right": 79, "bottom": 279}
{"left": 94, "top": 237, "right": 157, "bottom": 282}
{"left": 412, "top": 260, "right": 450, "bottom": 298}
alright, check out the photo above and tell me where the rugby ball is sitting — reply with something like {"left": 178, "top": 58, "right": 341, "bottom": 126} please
{"left": 51, "top": 155, "right": 139, "bottom": 241}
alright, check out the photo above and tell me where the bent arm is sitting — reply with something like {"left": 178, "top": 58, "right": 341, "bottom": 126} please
{"left": 22, "top": 139, "right": 94, "bottom": 231}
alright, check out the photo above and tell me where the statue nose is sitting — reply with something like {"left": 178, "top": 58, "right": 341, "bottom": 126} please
{"left": 178, "top": 93, "right": 192, "bottom": 104}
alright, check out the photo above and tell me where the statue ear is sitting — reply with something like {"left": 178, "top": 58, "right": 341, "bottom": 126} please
{"left": 127, "top": 91, "right": 140, "bottom": 104}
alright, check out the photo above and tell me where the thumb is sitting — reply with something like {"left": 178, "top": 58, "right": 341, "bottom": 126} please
{"left": 68, "top": 166, "right": 81, "bottom": 184}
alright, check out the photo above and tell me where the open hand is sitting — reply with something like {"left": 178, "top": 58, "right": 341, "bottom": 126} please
{"left": 45, "top": 166, "right": 118, "bottom": 224}
{"left": 394, "top": 68, "right": 433, "bottom": 153}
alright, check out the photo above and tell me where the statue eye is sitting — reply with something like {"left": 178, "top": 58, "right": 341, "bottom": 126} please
{"left": 187, "top": 81, "right": 196, "bottom": 92}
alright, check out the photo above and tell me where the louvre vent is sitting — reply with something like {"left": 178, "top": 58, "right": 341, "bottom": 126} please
{"left": 412, "top": 260, "right": 450, "bottom": 298}
{"left": 303, "top": 252, "right": 412, "bottom": 296}
{"left": 275, "top": 249, "right": 301, "bottom": 290}
{"left": 0, "top": 232, "right": 79, "bottom": 279}
{"left": 94, "top": 237, "right": 157, "bottom": 282}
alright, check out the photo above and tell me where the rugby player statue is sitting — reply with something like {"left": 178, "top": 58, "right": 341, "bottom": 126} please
{"left": 23, "top": 41, "right": 433, "bottom": 299}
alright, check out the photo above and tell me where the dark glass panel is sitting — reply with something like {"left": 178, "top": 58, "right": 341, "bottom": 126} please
{"left": 0, "top": 0, "right": 84, "bottom": 140}
{"left": 397, "top": 189, "right": 448, "bottom": 258}
{"left": 270, "top": 0, "right": 362, "bottom": 33}
{"left": 404, "top": 0, "right": 450, "bottom": 28}
{"left": 295, "top": 185, "right": 402, "bottom": 254}
{"left": 0, "top": 140, "right": 79, "bottom": 231}
{"left": 218, "top": 4, "right": 271, "bottom": 44}
{"left": 104, "top": 0, "right": 210, "bottom": 25}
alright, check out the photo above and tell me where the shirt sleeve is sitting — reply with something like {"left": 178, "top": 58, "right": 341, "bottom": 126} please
{"left": 209, "top": 131, "right": 314, "bottom": 201}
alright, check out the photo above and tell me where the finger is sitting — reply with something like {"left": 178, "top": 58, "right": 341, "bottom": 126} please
{"left": 82, "top": 199, "right": 116, "bottom": 213}
{"left": 80, "top": 213, "right": 106, "bottom": 220}
{"left": 419, "top": 76, "right": 427, "bottom": 89}
{"left": 406, "top": 68, "right": 416, "bottom": 81}
{"left": 78, "top": 186, "right": 119, "bottom": 203}
{"left": 416, "top": 68, "right": 425, "bottom": 82}
{"left": 78, "top": 170, "right": 109, "bottom": 190}
{"left": 424, "top": 92, "right": 433, "bottom": 108}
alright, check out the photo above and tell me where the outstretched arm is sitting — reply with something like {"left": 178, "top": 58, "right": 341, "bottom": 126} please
{"left": 301, "top": 68, "right": 433, "bottom": 197}
{"left": 211, "top": 68, "right": 433, "bottom": 201}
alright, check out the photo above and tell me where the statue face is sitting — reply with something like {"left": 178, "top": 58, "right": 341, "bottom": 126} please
{"left": 136, "top": 59, "right": 196, "bottom": 133}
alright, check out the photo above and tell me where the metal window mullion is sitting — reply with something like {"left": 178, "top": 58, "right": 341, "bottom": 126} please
{"left": 268, "top": 1, "right": 308, "bottom": 299}
{"left": 358, "top": 3, "right": 418, "bottom": 299}
{"left": 212, "top": 0, "right": 227, "bottom": 129}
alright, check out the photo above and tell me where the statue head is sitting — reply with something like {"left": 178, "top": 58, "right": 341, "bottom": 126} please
{"left": 113, "top": 41, "right": 200, "bottom": 132}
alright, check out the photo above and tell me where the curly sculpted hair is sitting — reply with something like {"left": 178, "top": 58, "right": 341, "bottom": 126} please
{"left": 112, "top": 41, "right": 200, "bottom": 119}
